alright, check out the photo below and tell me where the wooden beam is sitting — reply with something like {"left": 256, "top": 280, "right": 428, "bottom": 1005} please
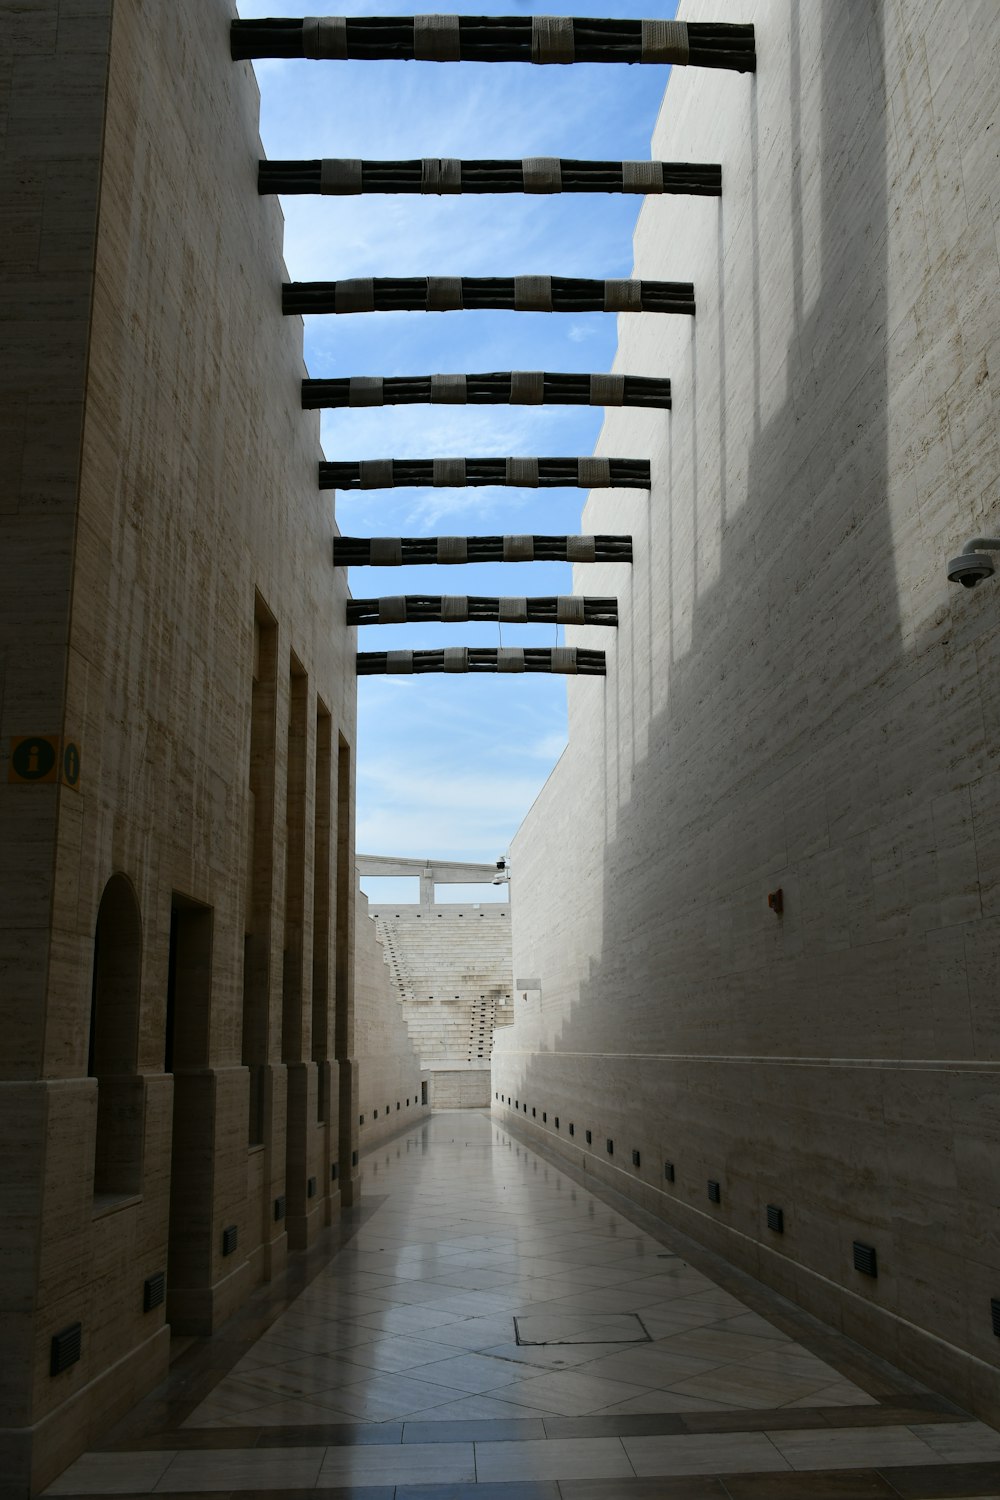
{"left": 319, "top": 457, "right": 650, "bottom": 490}
{"left": 357, "top": 647, "right": 607, "bottom": 676}
{"left": 232, "top": 18, "right": 755, "bottom": 72}
{"left": 258, "top": 158, "right": 721, "bottom": 197}
{"left": 284, "top": 276, "right": 694, "bottom": 316}
{"left": 347, "top": 595, "right": 618, "bottom": 625}
{"left": 334, "top": 536, "right": 632, "bottom": 565}
{"left": 304, "top": 372, "right": 670, "bottom": 409}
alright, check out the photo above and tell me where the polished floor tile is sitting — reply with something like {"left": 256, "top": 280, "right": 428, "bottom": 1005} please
{"left": 45, "top": 1113, "right": 997, "bottom": 1499}
{"left": 474, "top": 1434, "right": 635, "bottom": 1482}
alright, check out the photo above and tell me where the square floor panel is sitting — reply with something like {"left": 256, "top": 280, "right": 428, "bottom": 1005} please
{"left": 514, "top": 1312, "right": 652, "bottom": 1345}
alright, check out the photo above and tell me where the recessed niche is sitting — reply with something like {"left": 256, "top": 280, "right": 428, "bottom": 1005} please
{"left": 330, "top": 1162, "right": 338, "bottom": 1181}
{"left": 307, "top": 1176, "right": 317, "bottom": 1198}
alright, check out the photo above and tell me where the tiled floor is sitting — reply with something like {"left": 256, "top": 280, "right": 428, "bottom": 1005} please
{"left": 45, "top": 1111, "right": 1000, "bottom": 1498}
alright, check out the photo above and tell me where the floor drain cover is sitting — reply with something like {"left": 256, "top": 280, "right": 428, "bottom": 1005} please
{"left": 514, "top": 1313, "right": 651, "bottom": 1345}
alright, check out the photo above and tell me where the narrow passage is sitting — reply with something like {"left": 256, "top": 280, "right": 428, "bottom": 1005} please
{"left": 48, "top": 1111, "right": 1000, "bottom": 1497}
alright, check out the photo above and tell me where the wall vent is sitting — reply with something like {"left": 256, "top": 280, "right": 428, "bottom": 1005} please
{"left": 352, "top": 1149, "right": 359, "bottom": 1166}
{"left": 585, "top": 1130, "right": 592, "bottom": 1145}
{"left": 359, "top": 1114, "right": 365, "bottom": 1124}
{"left": 543, "top": 1112, "right": 547, "bottom": 1122}
{"left": 331, "top": 1162, "right": 339, "bottom": 1181}
{"left": 143, "top": 1272, "right": 165, "bottom": 1312}
{"left": 396, "top": 1101, "right": 400, "bottom": 1110}
{"left": 664, "top": 1162, "right": 675, "bottom": 1182}
{"left": 632, "top": 1149, "right": 641, "bottom": 1167}
{"left": 569, "top": 1123, "right": 575, "bottom": 1136}
{"left": 374, "top": 1108, "right": 378, "bottom": 1118}
{"left": 555, "top": 1117, "right": 560, "bottom": 1129}
{"left": 523, "top": 1103, "right": 527, "bottom": 1112}
{"left": 222, "top": 1225, "right": 238, "bottom": 1256}
{"left": 532, "top": 1107, "right": 536, "bottom": 1117}
{"left": 307, "top": 1176, "right": 317, "bottom": 1198}
{"left": 606, "top": 1139, "right": 614, "bottom": 1155}
{"left": 853, "top": 1241, "right": 877, "bottom": 1277}
{"left": 766, "top": 1204, "right": 784, "bottom": 1233}
{"left": 707, "top": 1180, "right": 721, "bottom": 1204}
{"left": 991, "top": 1298, "right": 1000, "bottom": 1337}
{"left": 50, "top": 1323, "right": 82, "bottom": 1376}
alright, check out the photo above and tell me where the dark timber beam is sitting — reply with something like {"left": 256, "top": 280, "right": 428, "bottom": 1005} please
{"left": 232, "top": 18, "right": 755, "bottom": 72}
{"left": 334, "top": 536, "right": 632, "bottom": 565}
{"left": 304, "top": 372, "right": 670, "bottom": 410}
{"left": 319, "top": 457, "right": 651, "bottom": 490}
{"left": 259, "top": 158, "right": 721, "bottom": 197}
{"left": 357, "top": 647, "right": 607, "bottom": 676}
{"left": 284, "top": 277, "right": 694, "bottom": 316}
{"left": 348, "top": 595, "right": 618, "bottom": 626}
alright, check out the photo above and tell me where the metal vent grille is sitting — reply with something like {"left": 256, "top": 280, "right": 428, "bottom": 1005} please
{"left": 569, "top": 1123, "right": 575, "bottom": 1136}
{"left": 766, "top": 1204, "right": 784, "bottom": 1233}
{"left": 632, "top": 1149, "right": 641, "bottom": 1167}
{"left": 307, "top": 1176, "right": 317, "bottom": 1198}
{"left": 274, "top": 1195, "right": 286, "bottom": 1221}
{"left": 143, "top": 1271, "right": 166, "bottom": 1312}
{"left": 606, "top": 1138, "right": 614, "bottom": 1155}
{"left": 664, "top": 1162, "right": 675, "bottom": 1182}
{"left": 853, "top": 1241, "right": 877, "bottom": 1277}
{"left": 585, "top": 1130, "right": 592, "bottom": 1145}
{"left": 50, "top": 1323, "right": 82, "bottom": 1375}
{"left": 554, "top": 1117, "right": 560, "bottom": 1129}
{"left": 707, "top": 1180, "right": 721, "bottom": 1204}
{"left": 222, "top": 1224, "right": 238, "bottom": 1256}
{"left": 991, "top": 1298, "right": 1000, "bottom": 1337}
{"left": 352, "top": 1149, "right": 358, "bottom": 1166}
{"left": 331, "top": 1162, "right": 338, "bottom": 1181}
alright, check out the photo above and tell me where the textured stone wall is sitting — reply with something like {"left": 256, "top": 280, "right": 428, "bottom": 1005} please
{"left": 494, "top": 0, "right": 1000, "bottom": 1426}
{"left": 355, "top": 886, "right": 430, "bottom": 1150}
{"left": 0, "top": 1, "right": 358, "bottom": 1490}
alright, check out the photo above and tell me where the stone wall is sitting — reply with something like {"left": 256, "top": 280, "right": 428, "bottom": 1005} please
{"left": 355, "top": 885, "right": 430, "bottom": 1151}
{"left": 494, "top": 0, "right": 1000, "bottom": 1427}
{"left": 0, "top": 1, "right": 358, "bottom": 1491}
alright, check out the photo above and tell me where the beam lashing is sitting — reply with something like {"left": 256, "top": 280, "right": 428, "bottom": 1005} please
{"left": 357, "top": 647, "right": 607, "bottom": 676}
{"left": 334, "top": 536, "right": 633, "bottom": 565}
{"left": 319, "top": 457, "right": 651, "bottom": 490}
{"left": 283, "top": 276, "right": 694, "bottom": 316}
{"left": 347, "top": 596, "right": 619, "bottom": 625}
{"left": 304, "top": 372, "right": 671, "bottom": 410}
{"left": 231, "top": 18, "right": 755, "bottom": 72}
{"left": 258, "top": 158, "right": 721, "bottom": 197}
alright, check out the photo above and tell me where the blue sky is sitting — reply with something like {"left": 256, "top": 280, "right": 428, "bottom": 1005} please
{"left": 237, "top": 0, "right": 675, "bottom": 902}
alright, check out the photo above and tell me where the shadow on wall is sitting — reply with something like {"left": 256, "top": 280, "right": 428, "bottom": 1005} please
{"left": 499, "top": 0, "right": 1000, "bottom": 1412}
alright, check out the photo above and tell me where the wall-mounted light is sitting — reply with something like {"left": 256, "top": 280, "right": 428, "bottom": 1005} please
{"left": 947, "top": 537, "right": 1000, "bottom": 588}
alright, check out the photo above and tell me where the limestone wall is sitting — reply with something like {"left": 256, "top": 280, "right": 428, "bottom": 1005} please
{"left": 355, "top": 886, "right": 430, "bottom": 1151}
{"left": 493, "top": 0, "right": 1000, "bottom": 1426}
{"left": 0, "top": 1, "right": 358, "bottom": 1490}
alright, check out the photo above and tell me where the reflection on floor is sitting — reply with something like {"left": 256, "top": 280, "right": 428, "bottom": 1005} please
{"left": 46, "top": 1111, "right": 1000, "bottom": 1497}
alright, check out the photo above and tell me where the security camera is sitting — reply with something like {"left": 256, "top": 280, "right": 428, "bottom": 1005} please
{"left": 947, "top": 537, "right": 1000, "bottom": 589}
{"left": 947, "top": 552, "right": 996, "bottom": 588}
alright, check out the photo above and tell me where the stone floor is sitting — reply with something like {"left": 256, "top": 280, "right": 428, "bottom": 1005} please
{"left": 46, "top": 1110, "right": 1000, "bottom": 1498}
